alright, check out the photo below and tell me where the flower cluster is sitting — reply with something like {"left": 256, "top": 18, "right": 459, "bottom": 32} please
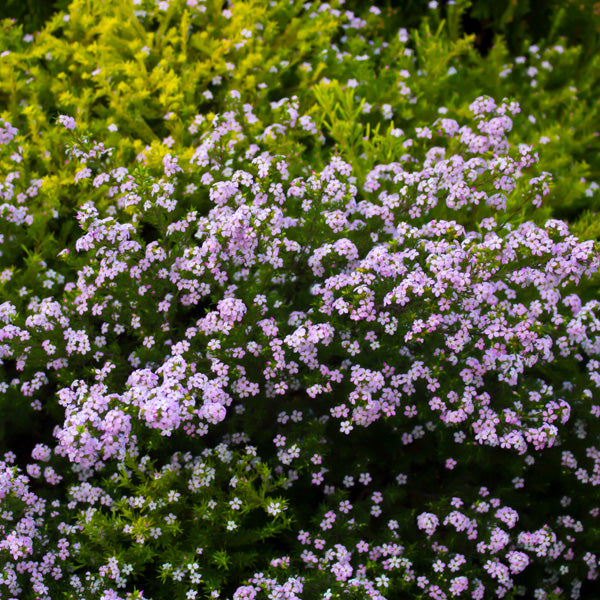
{"left": 1, "top": 0, "right": 600, "bottom": 599}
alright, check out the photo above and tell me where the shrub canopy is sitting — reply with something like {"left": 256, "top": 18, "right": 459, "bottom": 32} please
{"left": 1, "top": 1, "right": 600, "bottom": 600}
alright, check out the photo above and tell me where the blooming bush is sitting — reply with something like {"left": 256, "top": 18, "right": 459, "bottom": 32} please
{"left": 1, "top": 1, "right": 600, "bottom": 600}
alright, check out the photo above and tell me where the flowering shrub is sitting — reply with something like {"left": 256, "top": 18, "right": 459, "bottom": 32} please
{"left": 1, "top": 1, "right": 600, "bottom": 600}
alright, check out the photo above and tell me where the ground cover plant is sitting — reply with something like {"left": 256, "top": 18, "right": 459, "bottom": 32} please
{"left": 1, "top": 0, "right": 600, "bottom": 599}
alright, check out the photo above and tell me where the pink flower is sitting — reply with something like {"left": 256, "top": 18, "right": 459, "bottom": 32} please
{"left": 57, "top": 114, "right": 76, "bottom": 129}
{"left": 217, "top": 297, "right": 247, "bottom": 323}
{"left": 445, "top": 458, "right": 457, "bottom": 469}
{"left": 201, "top": 403, "right": 226, "bottom": 424}
{"left": 417, "top": 512, "right": 439, "bottom": 536}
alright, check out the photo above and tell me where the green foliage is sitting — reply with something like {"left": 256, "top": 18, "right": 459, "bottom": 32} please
{"left": 62, "top": 448, "right": 292, "bottom": 598}
{"left": 467, "top": 0, "right": 600, "bottom": 56}
{"left": 0, "top": 0, "right": 70, "bottom": 33}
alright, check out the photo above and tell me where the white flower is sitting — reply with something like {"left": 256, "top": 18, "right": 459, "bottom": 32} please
{"left": 266, "top": 500, "right": 284, "bottom": 516}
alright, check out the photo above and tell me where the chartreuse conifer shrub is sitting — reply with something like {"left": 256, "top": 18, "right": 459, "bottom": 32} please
{"left": 1, "top": 1, "right": 600, "bottom": 600}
